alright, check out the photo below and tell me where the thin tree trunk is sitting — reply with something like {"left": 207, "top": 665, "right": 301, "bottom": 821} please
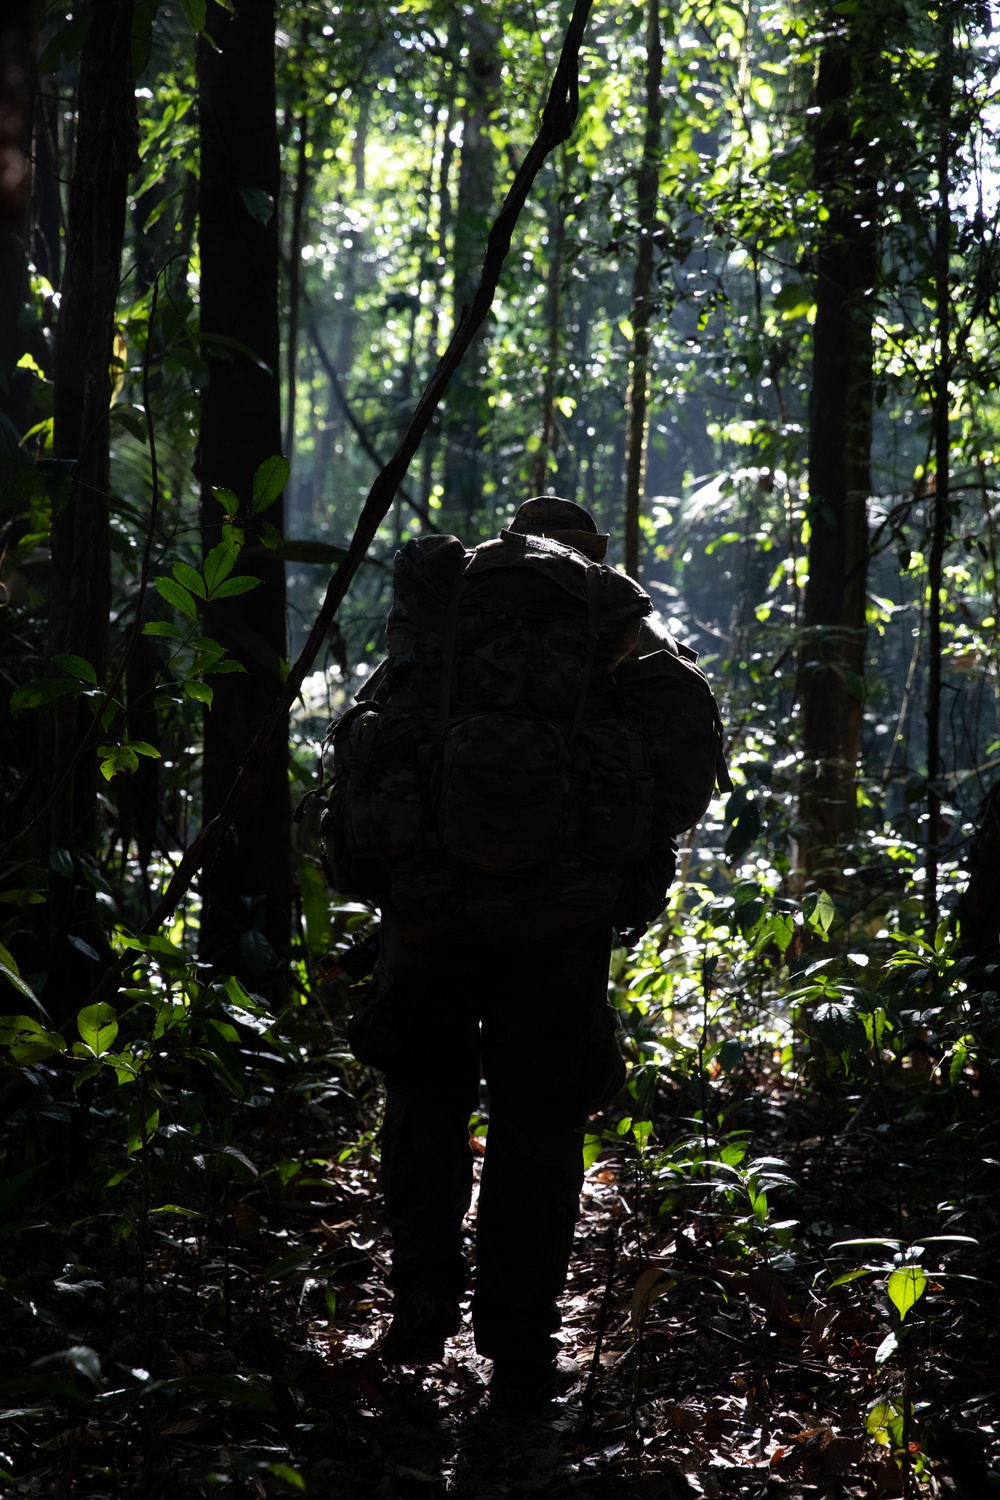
{"left": 197, "top": 0, "right": 289, "bottom": 990}
{"left": 532, "top": 153, "right": 567, "bottom": 495}
{"left": 957, "top": 774, "right": 1000, "bottom": 978}
{"left": 283, "top": 91, "right": 311, "bottom": 468}
{"left": 797, "top": 22, "right": 878, "bottom": 884}
{"left": 623, "top": 0, "right": 663, "bottom": 581}
{"left": 441, "top": 2, "right": 499, "bottom": 535}
{"left": 926, "top": 15, "right": 954, "bottom": 934}
{"left": 419, "top": 77, "right": 456, "bottom": 522}
{"left": 42, "top": 0, "right": 136, "bottom": 1016}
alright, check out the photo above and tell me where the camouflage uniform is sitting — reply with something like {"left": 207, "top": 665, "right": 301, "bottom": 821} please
{"left": 350, "top": 498, "right": 673, "bottom": 1384}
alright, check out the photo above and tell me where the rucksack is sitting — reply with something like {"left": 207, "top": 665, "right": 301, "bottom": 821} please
{"left": 320, "top": 530, "right": 728, "bottom": 942}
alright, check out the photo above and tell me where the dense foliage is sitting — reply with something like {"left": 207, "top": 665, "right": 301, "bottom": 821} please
{"left": 1, "top": 0, "right": 999, "bottom": 1493}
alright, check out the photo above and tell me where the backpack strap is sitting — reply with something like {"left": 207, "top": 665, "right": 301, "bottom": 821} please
{"left": 570, "top": 564, "right": 603, "bottom": 745}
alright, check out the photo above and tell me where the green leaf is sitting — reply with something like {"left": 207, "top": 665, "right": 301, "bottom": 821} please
{"left": 184, "top": 680, "right": 213, "bottom": 706}
{"left": 222, "top": 521, "right": 245, "bottom": 552}
{"left": 204, "top": 542, "right": 236, "bottom": 595}
{"left": 717, "top": 1038, "right": 745, "bottom": 1072}
{"left": 583, "top": 1133, "right": 604, "bottom": 1170}
{"left": 866, "top": 1400, "right": 899, "bottom": 1444}
{"left": 811, "top": 1000, "right": 865, "bottom": 1054}
{"left": 251, "top": 454, "right": 289, "bottom": 514}
{"left": 11, "top": 678, "right": 79, "bottom": 712}
{"left": 210, "top": 574, "right": 261, "bottom": 598}
{"left": 631, "top": 1267, "right": 673, "bottom": 1329}
{"left": 78, "top": 1003, "right": 118, "bottom": 1057}
{"left": 128, "top": 741, "right": 161, "bottom": 759}
{"left": 98, "top": 745, "right": 139, "bottom": 781}
{"left": 143, "top": 620, "right": 183, "bottom": 640}
{"left": 268, "top": 1464, "right": 305, "bottom": 1492}
{"left": 805, "top": 889, "right": 835, "bottom": 936}
{"left": 264, "top": 1248, "right": 315, "bottom": 1282}
{"left": 179, "top": 0, "right": 207, "bottom": 30}
{"left": 875, "top": 1330, "right": 899, "bottom": 1366}
{"left": 127, "top": 1100, "right": 160, "bottom": 1155}
{"left": 887, "top": 1265, "right": 927, "bottom": 1322}
{"left": 212, "top": 486, "right": 240, "bottom": 514}
{"left": 829, "top": 1267, "right": 874, "bottom": 1287}
{"left": 0, "top": 1015, "right": 66, "bottom": 1066}
{"left": 52, "top": 653, "right": 97, "bottom": 685}
{"left": 239, "top": 187, "right": 275, "bottom": 225}
{"left": 0, "top": 943, "right": 42, "bottom": 1007}
{"left": 37, "top": 9, "right": 92, "bottom": 73}
{"left": 204, "top": 658, "right": 246, "bottom": 675}
{"left": 155, "top": 577, "right": 198, "bottom": 620}
{"left": 171, "top": 561, "right": 206, "bottom": 599}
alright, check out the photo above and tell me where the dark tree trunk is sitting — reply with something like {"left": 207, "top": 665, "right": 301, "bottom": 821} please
{"left": 925, "top": 15, "right": 954, "bottom": 933}
{"left": 957, "top": 775, "right": 1000, "bottom": 979}
{"left": 197, "top": 0, "right": 290, "bottom": 990}
{"left": 41, "top": 0, "right": 136, "bottom": 1016}
{"left": 797, "top": 26, "right": 878, "bottom": 884}
{"left": 441, "top": 3, "right": 499, "bottom": 535}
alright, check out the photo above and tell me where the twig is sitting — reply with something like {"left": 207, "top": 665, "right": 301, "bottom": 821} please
{"left": 308, "top": 318, "right": 440, "bottom": 534}
{"left": 582, "top": 1226, "right": 617, "bottom": 1421}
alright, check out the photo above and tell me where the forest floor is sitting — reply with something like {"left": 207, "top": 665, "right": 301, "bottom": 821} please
{"left": 1, "top": 1059, "right": 998, "bottom": 1499}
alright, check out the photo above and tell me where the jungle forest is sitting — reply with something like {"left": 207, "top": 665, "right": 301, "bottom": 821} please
{"left": 2, "top": 0, "right": 1000, "bottom": 1493}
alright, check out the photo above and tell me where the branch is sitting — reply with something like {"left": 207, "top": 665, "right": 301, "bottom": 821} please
{"left": 80, "top": 0, "right": 593, "bottom": 1007}
{"left": 308, "top": 320, "right": 441, "bottom": 533}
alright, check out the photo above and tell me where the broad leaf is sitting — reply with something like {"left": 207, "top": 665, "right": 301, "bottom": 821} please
{"left": 211, "top": 574, "right": 261, "bottom": 598}
{"left": 52, "top": 653, "right": 97, "bottom": 685}
{"left": 204, "top": 542, "right": 236, "bottom": 595}
{"left": 11, "top": 678, "right": 79, "bottom": 712}
{"left": 155, "top": 577, "right": 198, "bottom": 620}
{"left": 251, "top": 454, "right": 289, "bottom": 513}
{"left": 171, "top": 561, "right": 206, "bottom": 599}
{"left": 887, "top": 1265, "right": 927, "bottom": 1322}
{"left": 78, "top": 1003, "right": 118, "bottom": 1057}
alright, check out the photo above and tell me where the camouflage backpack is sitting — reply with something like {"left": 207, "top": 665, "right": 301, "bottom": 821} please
{"left": 320, "top": 529, "right": 728, "bottom": 942}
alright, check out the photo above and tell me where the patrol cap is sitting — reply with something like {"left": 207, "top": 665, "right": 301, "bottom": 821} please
{"left": 509, "top": 495, "right": 610, "bottom": 561}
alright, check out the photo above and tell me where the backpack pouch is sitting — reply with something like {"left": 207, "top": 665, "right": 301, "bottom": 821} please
{"left": 334, "top": 705, "right": 432, "bottom": 862}
{"left": 572, "top": 719, "right": 654, "bottom": 865}
{"left": 437, "top": 713, "right": 569, "bottom": 873}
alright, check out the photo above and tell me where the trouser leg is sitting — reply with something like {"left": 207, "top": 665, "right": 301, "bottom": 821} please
{"left": 381, "top": 1066, "right": 479, "bottom": 1291}
{"left": 472, "top": 926, "right": 616, "bottom": 1362}
{"left": 369, "top": 920, "right": 480, "bottom": 1293}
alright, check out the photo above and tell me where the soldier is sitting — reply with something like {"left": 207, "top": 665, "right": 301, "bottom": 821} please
{"left": 326, "top": 497, "right": 724, "bottom": 1410}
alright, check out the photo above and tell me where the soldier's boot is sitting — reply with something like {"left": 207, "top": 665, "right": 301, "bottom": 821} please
{"left": 488, "top": 1352, "right": 581, "bottom": 1413}
{"left": 379, "top": 1277, "right": 462, "bottom": 1365}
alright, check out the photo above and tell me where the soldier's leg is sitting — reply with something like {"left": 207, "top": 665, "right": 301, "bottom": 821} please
{"left": 472, "top": 924, "right": 619, "bottom": 1369}
{"left": 364, "top": 919, "right": 479, "bottom": 1360}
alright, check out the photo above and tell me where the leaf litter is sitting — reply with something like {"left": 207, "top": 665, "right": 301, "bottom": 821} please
{"left": 0, "top": 1063, "right": 997, "bottom": 1498}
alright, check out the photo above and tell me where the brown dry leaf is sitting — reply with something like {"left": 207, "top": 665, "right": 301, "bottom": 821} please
{"left": 232, "top": 1201, "right": 262, "bottom": 1235}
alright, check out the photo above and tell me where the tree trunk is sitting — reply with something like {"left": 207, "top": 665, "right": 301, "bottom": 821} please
{"left": 42, "top": 0, "right": 136, "bottom": 1016}
{"left": 925, "top": 15, "right": 954, "bottom": 934}
{"left": 797, "top": 24, "right": 878, "bottom": 885}
{"left": 441, "top": 3, "right": 499, "bottom": 535}
{"left": 957, "top": 774, "right": 1000, "bottom": 979}
{"left": 197, "top": 0, "right": 290, "bottom": 990}
{"left": 622, "top": 0, "right": 663, "bottom": 582}
{"left": 532, "top": 155, "right": 567, "bottom": 496}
